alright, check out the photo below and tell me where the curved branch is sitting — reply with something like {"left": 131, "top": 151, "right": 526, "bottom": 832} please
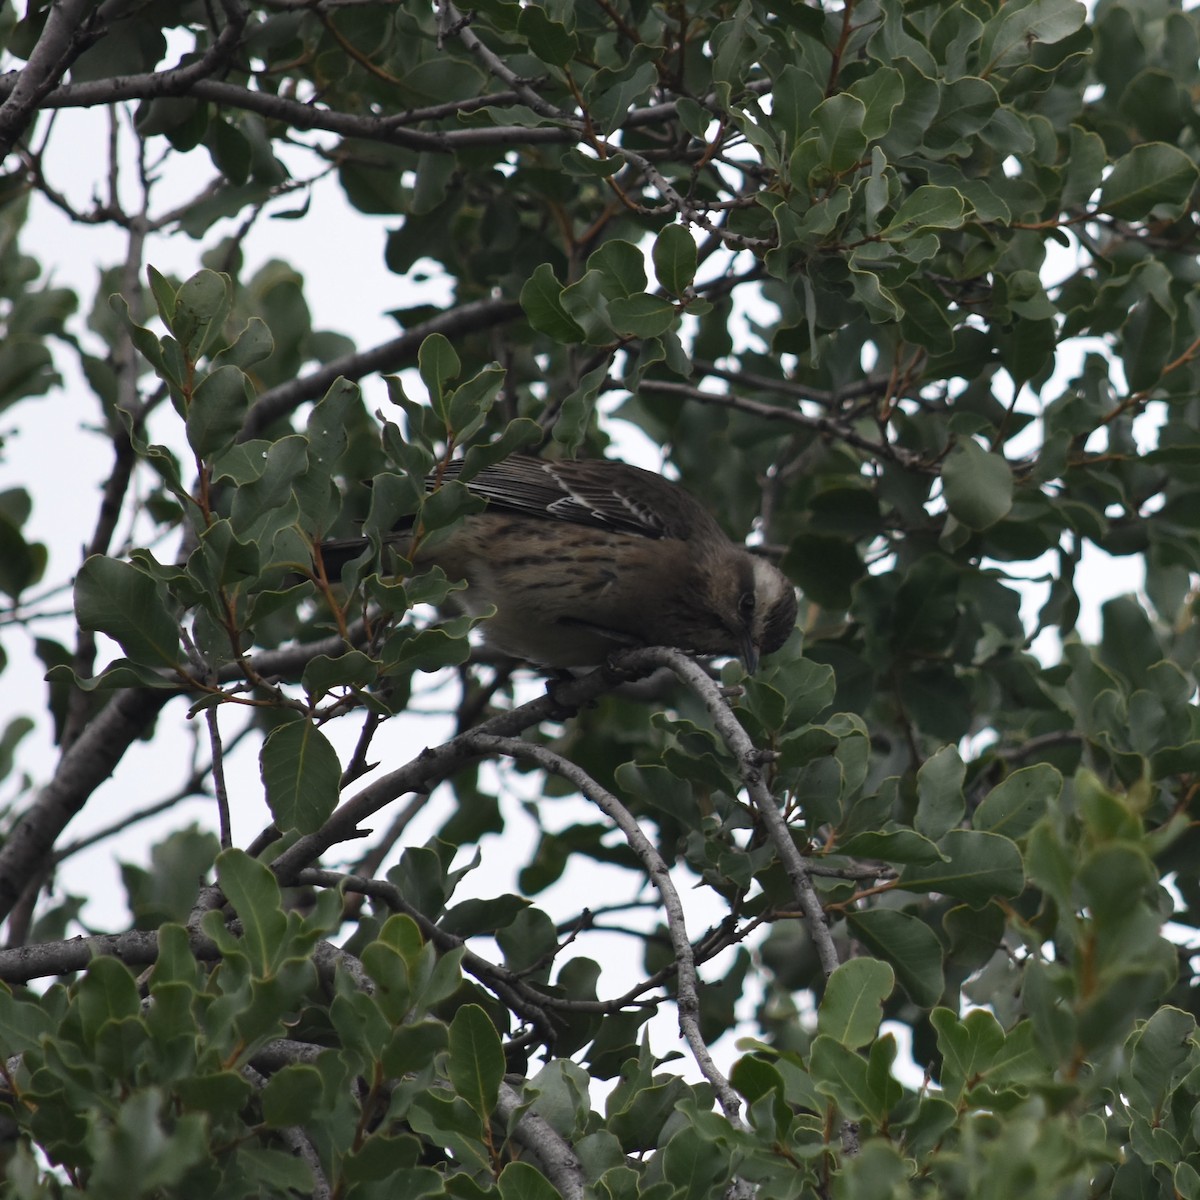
{"left": 0, "top": 624, "right": 372, "bottom": 930}
{"left": 616, "top": 647, "right": 842, "bottom": 981}
{"left": 0, "top": 71, "right": 575, "bottom": 151}
{"left": 0, "top": 0, "right": 98, "bottom": 159}
{"left": 467, "top": 732, "right": 747, "bottom": 1129}
{"left": 446, "top": 3, "right": 573, "bottom": 123}
{"left": 265, "top": 660, "right": 635, "bottom": 884}
{"left": 297, "top": 868, "right": 558, "bottom": 1039}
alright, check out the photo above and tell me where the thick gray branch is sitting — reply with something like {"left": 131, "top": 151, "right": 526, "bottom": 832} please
{"left": 0, "top": 927, "right": 220, "bottom": 982}
{"left": 0, "top": 687, "right": 173, "bottom": 922}
{"left": 497, "top": 1082, "right": 586, "bottom": 1200}
{"left": 0, "top": 0, "right": 96, "bottom": 159}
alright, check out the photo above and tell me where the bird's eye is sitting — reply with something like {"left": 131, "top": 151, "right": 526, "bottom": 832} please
{"left": 737, "top": 590, "right": 755, "bottom": 623}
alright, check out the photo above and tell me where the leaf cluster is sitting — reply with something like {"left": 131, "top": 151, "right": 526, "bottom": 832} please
{"left": 0, "top": 0, "right": 1199, "bottom": 1197}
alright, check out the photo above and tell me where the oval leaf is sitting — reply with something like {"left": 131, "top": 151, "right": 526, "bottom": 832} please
{"left": 817, "top": 958, "right": 895, "bottom": 1048}
{"left": 260, "top": 720, "right": 340, "bottom": 833}
{"left": 75, "top": 555, "right": 181, "bottom": 670}
{"left": 653, "top": 224, "right": 698, "bottom": 296}
{"left": 899, "top": 829, "right": 1025, "bottom": 907}
{"left": 448, "top": 1003, "right": 504, "bottom": 1121}
{"left": 942, "top": 439, "right": 1014, "bottom": 530}
{"left": 1099, "top": 142, "right": 1200, "bottom": 221}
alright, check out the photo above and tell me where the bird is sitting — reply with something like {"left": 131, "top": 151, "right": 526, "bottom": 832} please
{"left": 316, "top": 455, "right": 797, "bottom": 672}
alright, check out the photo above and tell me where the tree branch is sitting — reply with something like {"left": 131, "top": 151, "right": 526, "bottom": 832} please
{"left": 0, "top": 687, "right": 174, "bottom": 924}
{"left": 0, "top": 927, "right": 219, "bottom": 982}
{"left": 617, "top": 647, "right": 842, "bottom": 981}
{"left": 0, "top": 0, "right": 98, "bottom": 160}
{"left": 497, "top": 1082, "right": 587, "bottom": 1200}
{"left": 637, "top": 379, "right": 927, "bottom": 470}
{"left": 238, "top": 297, "right": 523, "bottom": 439}
{"left": 467, "top": 732, "right": 748, "bottom": 1130}
{"left": 0, "top": 625, "right": 370, "bottom": 930}
{"left": 265, "top": 661, "right": 634, "bottom": 885}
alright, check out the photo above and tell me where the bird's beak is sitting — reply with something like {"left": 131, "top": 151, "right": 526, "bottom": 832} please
{"left": 739, "top": 631, "right": 759, "bottom": 676}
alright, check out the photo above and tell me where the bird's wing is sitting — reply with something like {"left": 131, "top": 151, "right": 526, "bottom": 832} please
{"left": 436, "top": 456, "right": 702, "bottom": 539}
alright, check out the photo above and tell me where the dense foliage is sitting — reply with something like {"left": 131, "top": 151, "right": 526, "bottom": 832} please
{"left": 1, "top": 0, "right": 1200, "bottom": 1196}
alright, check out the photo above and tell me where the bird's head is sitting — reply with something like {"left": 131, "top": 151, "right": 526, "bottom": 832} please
{"left": 691, "top": 548, "right": 798, "bottom": 673}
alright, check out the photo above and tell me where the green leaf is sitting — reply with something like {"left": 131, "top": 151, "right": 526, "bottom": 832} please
{"left": 210, "top": 118, "right": 251, "bottom": 185}
{"left": 838, "top": 828, "right": 945, "bottom": 865}
{"left": 498, "top": 1161, "right": 561, "bottom": 1200}
{"left": 942, "top": 439, "right": 1013, "bottom": 530}
{"left": 817, "top": 958, "right": 894, "bottom": 1048}
{"left": 187, "top": 365, "right": 250, "bottom": 459}
{"left": 384, "top": 1019, "right": 449, "bottom": 1077}
{"left": 813, "top": 92, "right": 868, "bottom": 173}
{"left": 301, "top": 651, "right": 378, "bottom": 698}
{"left": 76, "top": 956, "right": 141, "bottom": 1042}
{"left": 882, "top": 185, "right": 968, "bottom": 235}
{"left": 85, "top": 1091, "right": 209, "bottom": 1196}
{"left": 0, "top": 986, "right": 53, "bottom": 1054}
{"left": 848, "top": 66, "right": 905, "bottom": 140}
{"left": 516, "top": 5, "right": 577, "bottom": 66}
{"left": 173, "top": 269, "right": 232, "bottom": 360}
{"left": 215, "top": 849, "right": 288, "bottom": 975}
{"left": 448, "top": 1003, "right": 504, "bottom": 1121}
{"left": 261, "top": 1064, "right": 325, "bottom": 1127}
{"left": 661, "top": 1124, "right": 732, "bottom": 1194}
{"left": 418, "top": 332, "right": 460, "bottom": 417}
{"left": 586, "top": 59, "right": 657, "bottom": 135}
{"left": 559, "top": 269, "right": 618, "bottom": 346}
{"left": 899, "top": 829, "right": 1025, "bottom": 906}
{"left": 1125, "top": 1006, "right": 1197, "bottom": 1111}
{"left": 212, "top": 316, "right": 274, "bottom": 370}
{"left": 930, "top": 1006, "right": 1005, "bottom": 1100}
{"left": 0, "top": 505, "right": 47, "bottom": 600}
{"left": 588, "top": 239, "right": 647, "bottom": 299}
{"left": 974, "top": 764, "right": 1061, "bottom": 838}
{"left": 459, "top": 417, "right": 543, "bottom": 477}
{"left": 441, "top": 893, "right": 530, "bottom": 937}
{"left": 147, "top": 265, "right": 177, "bottom": 325}
{"left": 846, "top": 909, "right": 945, "bottom": 1008}
{"left": 520, "top": 263, "right": 586, "bottom": 342}
{"left": 810, "top": 1034, "right": 896, "bottom": 1122}
{"left": 980, "top": 0, "right": 1088, "bottom": 71}
{"left": 259, "top": 720, "right": 341, "bottom": 833}
{"left": 608, "top": 293, "right": 677, "bottom": 338}
{"left": 75, "top": 555, "right": 181, "bottom": 669}
{"left": 915, "top": 744, "right": 965, "bottom": 841}
{"left": 447, "top": 364, "right": 505, "bottom": 439}
{"left": 1099, "top": 143, "right": 1200, "bottom": 221}
{"left": 652, "top": 224, "right": 698, "bottom": 296}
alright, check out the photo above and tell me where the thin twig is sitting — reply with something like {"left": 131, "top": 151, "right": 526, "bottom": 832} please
{"left": 637, "top": 379, "right": 927, "bottom": 470}
{"left": 206, "top": 706, "right": 233, "bottom": 850}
